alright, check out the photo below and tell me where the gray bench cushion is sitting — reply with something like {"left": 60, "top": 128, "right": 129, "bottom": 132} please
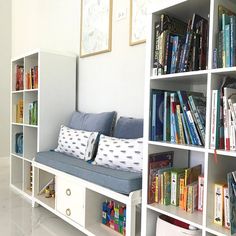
{"left": 36, "top": 151, "right": 142, "bottom": 195}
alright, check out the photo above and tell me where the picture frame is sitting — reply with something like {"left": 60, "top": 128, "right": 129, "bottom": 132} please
{"left": 129, "top": 0, "right": 153, "bottom": 46}
{"left": 80, "top": 0, "right": 113, "bottom": 57}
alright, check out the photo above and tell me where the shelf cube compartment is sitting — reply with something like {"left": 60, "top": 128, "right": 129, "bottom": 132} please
{"left": 23, "top": 126, "right": 37, "bottom": 160}
{"left": 23, "top": 160, "right": 33, "bottom": 196}
{"left": 12, "top": 58, "right": 24, "bottom": 91}
{"left": 11, "top": 124, "right": 23, "bottom": 156}
{"left": 12, "top": 92, "right": 24, "bottom": 124}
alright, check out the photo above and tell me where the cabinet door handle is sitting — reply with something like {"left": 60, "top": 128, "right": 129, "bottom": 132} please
{"left": 66, "top": 188, "right": 71, "bottom": 196}
{"left": 66, "top": 208, "right": 71, "bottom": 216}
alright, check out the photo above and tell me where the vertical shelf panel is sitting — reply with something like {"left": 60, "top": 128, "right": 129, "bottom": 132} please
{"left": 11, "top": 155, "right": 23, "bottom": 190}
{"left": 24, "top": 126, "right": 37, "bottom": 160}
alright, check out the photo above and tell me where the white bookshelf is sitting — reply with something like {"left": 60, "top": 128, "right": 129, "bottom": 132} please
{"left": 10, "top": 49, "right": 76, "bottom": 198}
{"left": 142, "top": 0, "right": 236, "bottom": 235}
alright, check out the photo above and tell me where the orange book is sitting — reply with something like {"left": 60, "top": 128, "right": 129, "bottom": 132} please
{"left": 179, "top": 178, "right": 185, "bottom": 209}
{"left": 183, "top": 186, "right": 188, "bottom": 211}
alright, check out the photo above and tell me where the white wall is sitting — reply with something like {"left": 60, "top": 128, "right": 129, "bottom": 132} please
{"left": 0, "top": 0, "right": 11, "bottom": 157}
{"left": 12, "top": 0, "right": 145, "bottom": 119}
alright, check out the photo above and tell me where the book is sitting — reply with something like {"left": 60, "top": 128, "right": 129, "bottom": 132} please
{"left": 163, "top": 91, "right": 171, "bottom": 142}
{"left": 214, "top": 183, "right": 224, "bottom": 226}
{"left": 227, "top": 171, "right": 236, "bottom": 234}
{"left": 148, "top": 151, "right": 174, "bottom": 204}
{"left": 15, "top": 65, "right": 24, "bottom": 90}
{"left": 184, "top": 164, "right": 202, "bottom": 186}
{"left": 150, "top": 89, "right": 164, "bottom": 141}
{"left": 153, "top": 21, "right": 161, "bottom": 76}
{"left": 179, "top": 178, "right": 185, "bottom": 210}
{"left": 210, "top": 90, "right": 220, "bottom": 149}
{"left": 163, "top": 170, "right": 172, "bottom": 205}
{"left": 176, "top": 105, "right": 185, "bottom": 144}
{"left": 170, "top": 168, "right": 185, "bottom": 206}
{"left": 187, "top": 182, "right": 198, "bottom": 213}
{"left": 170, "top": 93, "right": 179, "bottom": 144}
{"left": 223, "top": 186, "right": 230, "bottom": 229}
{"left": 16, "top": 99, "right": 23, "bottom": 123}
{"left": 177, "top": 90, "right": 202, "bottom": 145}
{"left": 230, "top": 16, "right": 236, "bottom": 67}
{"left": 198, "top": 176, "right": 204, "bottom": 211}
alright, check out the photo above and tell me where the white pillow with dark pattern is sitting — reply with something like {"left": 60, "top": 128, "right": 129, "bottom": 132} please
{"left": 55, "top": 125, "right": 98, "bottom": 161}
{"left": 94, "top": 135, "right": 143, "bottom": 173}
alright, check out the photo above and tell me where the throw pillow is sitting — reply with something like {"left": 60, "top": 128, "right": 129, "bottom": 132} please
{"left": 113, "top": 117, "right": 143, "bottom": 139}
{"left": 94, "top": 135, "right": 143, "bottom": 173}
{"left": 55, "top": 125, "right": 98, "bottom": 161}
{"left": 69, "top": 111, "right": 117, "bottom": 136}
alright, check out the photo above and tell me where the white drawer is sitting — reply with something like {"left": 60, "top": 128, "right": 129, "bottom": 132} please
{"left": 55, "top": 176, "right": 85, "bottom": 226}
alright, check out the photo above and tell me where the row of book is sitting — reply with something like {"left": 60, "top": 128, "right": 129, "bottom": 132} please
{"left": 214, "top": 171, "right": 236, "bottom": 234}
{"left": 148, "top": 152, "right": 203, "bottom": 213}
{"left": 25, "top": 66, "right": 38, "bottom": 89}
{"left": 213, "top": 5, "right": 236, "bottom": 69}
{"left": 210, "top": 76, "right": 236, "bottom": 151}
{"left": 152, "top": 13, "right": 208, "bottom": 76}
{"left": 15, "top": 65, "right": 24, "bottom": 91}
{"left": 28, "top": 101, "right": 38, "bottom": 125}
{"left": 150, "top": 89, "right": 206, "bottom": 146}
{"left": 102, "top": 200, "right": 126, "bottom": 235}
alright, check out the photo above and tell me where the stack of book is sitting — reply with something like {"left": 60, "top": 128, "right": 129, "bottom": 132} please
{"left": 102, "top": 200, "right": 126, "bottom": 235}
{"left": 148, "top": 153, "right": 203, "bottom": 214}
{"left": 15, "top": 65, "right": 24, "bottom": 90}
{"left": 210, "top": 76, "right": 236, "bottom": 151}
{"left": 214, "top": 171, "right": 236, "bottom": 234}
{"left": 16, "top": 99, "right": 23, "bottom": 123}
{"left": 213, "top": 5, "right": 236, "bottom": 69}
{"left": 28, "top": 100, "right": 38, "bottom": 125}
{"left": 25, "top": 66, "right": 38, "bottom": 89}
{"left": 152, "top": 13, "right": 208, "bottom": 76}
{"left": 150, "top": 89, "right": 206, "bottom": 146}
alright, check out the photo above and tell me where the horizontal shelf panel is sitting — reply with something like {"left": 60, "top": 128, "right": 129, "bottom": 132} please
{"left": 11, "top": 122, "right": 38, "bottom": 128}
{"left": 35, "top": 194, "right": 55, "bottom": 209}
{"left": 147, "top": 203, "right": 203, "bottom": 229}
{"left": 148, "top": 141, "right": 206, "bottom": 152}
{"left": 12, "top": 89, "right": 38, "bottom": 94}
{"left": 150, "top": 70, "right": 208, "bottom": 81}
{"left": 211, "top": 67, "right": 236, "bottom": 76}
{"left": 23, "top": 158, "right": 33, "bottom": 163}
{"left": 206, "top": 221, "right": 230, "bottom": 236}
{"left": 208, "top": 149, "right": 236, "bottom": 157}
{"left": 11, "top": 152, "right": 23, "bottom": 159}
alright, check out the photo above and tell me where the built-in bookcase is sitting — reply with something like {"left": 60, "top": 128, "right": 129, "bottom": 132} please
{"left": 142, "top": 0, "right": 236, "bottom": 235}
{"left": 10, "top": 50, "right": 76, "bottom": 200}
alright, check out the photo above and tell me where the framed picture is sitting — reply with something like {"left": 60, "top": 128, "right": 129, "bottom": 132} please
{"left": 130, "top": 0, "right": 154, "bottom": 46}
{"left": 80, "top": 0, "right": 112, "bottom": 57}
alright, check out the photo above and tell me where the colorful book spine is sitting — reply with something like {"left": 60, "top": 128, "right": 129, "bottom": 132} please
{"left": 222, "top": 13, "right": 230, "bottom": 68}
{"left": 179, "top": 178, "right": 185, "bottom": 210}
{"left": 163, "top": 171, "right": 171, "bottom": 205}
{"left": 171, "top": 170, "right": 185, "bottom": 206}
{"left": 214, "top": 183, "right": 224, "bottom": 225}
{"left": 187, "top": 182, "right": 198, "bottom": 213}
{"left": 210, "top": 90, "right": 220, "bottom": 149}
{"left": 155, "top": 175, "right": 159, "bottom": 203}
{"left": 181, "top": 113, "right": 190, "bottom": 144}
{"left": 223, "top": 96, "right": 230, "bottom": 150}
{"left": 176, "top": 105, "right": 185, "bottom": 144}
{"left": 223, "top": 186, "right": 230, "bottom": 229}
{"left": 183, "top": 185, "right": 188, "bottom": 211}
{"left": 198, "top": 176, "right": 204, "bottom": 211}
{"left": 225, "top": 24, "right": 231, "bottom": 67}
{"left": 170, "top": 36, "right": 179, "bottom": 73}
{"left": 170, "top": 93, "right": 179, "bottom": 143}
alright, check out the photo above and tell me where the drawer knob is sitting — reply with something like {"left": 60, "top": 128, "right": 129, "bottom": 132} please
{"left": 66, "top": 208, "right": 71, "bottom": 216}
{"left": 66, "top": 188, "right": 71, "bottom": 196}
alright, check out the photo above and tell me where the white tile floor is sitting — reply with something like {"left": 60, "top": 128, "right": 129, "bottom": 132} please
{"left": 0, "top": 157, "right": 86, "bottom": 236}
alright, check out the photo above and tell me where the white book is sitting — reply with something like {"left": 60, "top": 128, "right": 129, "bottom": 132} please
{"left": 210, "top": 90, "right": 218, "bottom": 149}
{"left": 224, "top": 187, "right": 230, "bottom": 229}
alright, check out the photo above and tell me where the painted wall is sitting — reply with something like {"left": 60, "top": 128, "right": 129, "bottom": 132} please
{"left": 0, "top": 0, "right": 11, "bottom": 157}
{"left": 12, "top": 0, "right": 145, "bottom": 120}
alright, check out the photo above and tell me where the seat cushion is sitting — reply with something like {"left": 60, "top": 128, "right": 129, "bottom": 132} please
{"left": 35, "top": 151, "right": 142, "bottom": 195}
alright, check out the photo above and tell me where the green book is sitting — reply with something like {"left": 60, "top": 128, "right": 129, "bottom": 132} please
{"left": 171, "top": 168, "right": 185, "bottom": 206}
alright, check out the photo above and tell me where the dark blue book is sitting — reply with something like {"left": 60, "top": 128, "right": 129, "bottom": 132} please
{"left": 170, "top": 36, "right": 179, "bottom": 74}
{"left": 150, "top": 89, "right": 164, "bottom": 141}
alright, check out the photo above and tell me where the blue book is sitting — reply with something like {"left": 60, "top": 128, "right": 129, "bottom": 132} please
{"left": 170, "top": 36, "right": 179, "bottom": 74}
{"left": 181, "top": 113, "right": 190, "bottom": 144}
{"left": 225, "top": 24, "right": 231, "bottom": 67}
{"left": 222, "top": 14, "right": 230, "bottom": 67}
{"left": 170, "top": 93, "right": 180, "bottom": 143}
{"left": 163, "top": 91, "right": 171, "bottom": 141}
{"left": 230, "top": 16, "right": 236, "bottom": 66}
{"left": 151, "top": 89, "right": 164, "bottom": 141}
{"left": 177, "top": 91, "right": 202, "bottom": 145}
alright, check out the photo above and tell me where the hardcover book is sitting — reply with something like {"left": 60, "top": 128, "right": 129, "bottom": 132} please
{"left": 184, "top": 164, "right": 202, "bottom": 186}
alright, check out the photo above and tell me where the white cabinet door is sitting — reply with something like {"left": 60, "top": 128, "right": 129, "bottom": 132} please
{"left": 56, "top": 175, "right": 85, "bottom": 227}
